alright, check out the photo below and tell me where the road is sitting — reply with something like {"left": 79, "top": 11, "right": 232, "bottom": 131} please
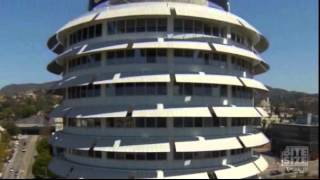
{"left": 1, "top": 135, "right": 39, "bottom": 179}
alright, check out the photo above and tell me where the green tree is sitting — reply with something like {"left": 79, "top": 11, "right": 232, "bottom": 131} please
{"left": 32, "top": 137, "right": 56, "bottom": 178}
{"left": 0, "top": 121, "right": 20, "bottom": 136}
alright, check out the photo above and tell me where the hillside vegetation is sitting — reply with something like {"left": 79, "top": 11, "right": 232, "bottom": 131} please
{"left": 0, "top": 90, "right": 61, "bottom": 121}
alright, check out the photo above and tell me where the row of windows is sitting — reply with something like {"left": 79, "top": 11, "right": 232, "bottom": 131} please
{"left": 66, "top": 84, "right": 255, "bottom": 99}
{"left": 174, "top": 84, "right": 227, "bottom": 97}
{"left": 69, "top": 24, "right": 102, "bottom": 46}
{"left": 67, "top": 149, "right": 250, "bottom": 161}
{"left": 68, "top": 54, "right": 101, "bottom": 72}
{"left": 106, "top": 49, "right": 167, "bottom": 65}
{"left": 106, "top": 152, "right": 167, "bottom": 161}
{"left": 107, "top": 18, "right": 167, "bottom": 34}
{"left": 64, "top": 118, "right": 259, "bottom": 128}
{"left": 232, "top": 56, "right": 252, "bottom": 71}
{"left": 65, "top": 50, "right": 253, "bottom": 73}
{"left": 231, "top": 118, "right": 260, "bottom": 126}
{"left": 69, "top": 149, "right": 167, "bottom": 161}
{"left": 70, "top": 149, "right": 102, "bottom": 159}
{"left": 68, "top": 85, "right": 101, "bottom": 99}
{"left": 232, "top": 86, "right": 253, "bottom": 99}
{"left": 174, "top": 19, "right": 227, "bottom": 37}
{"left": 67, "top": 19, "right": 250, "bottom": 48}
{"left": 174, "top": 150, "right": 227, "bottom": 160}
{"left": 230, "top": 148, "right": 251, "bottom": 155}
{"left": 174, "top": 117, "right": 227, "bottom": 128}
{"left": 114, "top": 83, "right": 168, "bottom": 96}
{"left": 64, "top": 118, "right": 167, "bottom": 128}
{"left": 106, "top": 118, "right": 167, "bottom": 128}
{"left": 65, "top": 118, "right": 102, "bottom": 128}
{"left": 197, "top": 51, "right": 227, "bottom": 65}
{"left": 231, "top": 32, "right": 247, "bottom": 46}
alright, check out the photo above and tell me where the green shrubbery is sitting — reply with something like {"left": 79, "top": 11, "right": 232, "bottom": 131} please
{"left": 0, "top": 92, "right": 61, "bottom": 121}
{"left": 0, "top": 132, "right": 10, "bottom": 169}
{"left": 0, "top": 121, "right": 20, "bottom": 136}
{"left": 32, "top": 137, "right": 56, "bottom": 179}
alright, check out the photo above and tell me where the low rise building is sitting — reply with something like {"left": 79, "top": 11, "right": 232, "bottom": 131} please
{"left": 267, "top": 121, "right": 319, "bottom": 160}
{"left": 54, "top": 118, "right": 64, "bottom": 132}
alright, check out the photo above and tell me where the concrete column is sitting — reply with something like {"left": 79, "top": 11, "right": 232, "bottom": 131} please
{"left": 65, "top": 88, "right": 69, "bottom": 100}
{"left": 167, "top": 49, "right": 175, "bottom": 100}
{"left": 167, "top": 15, "right": 174, "bottom": 35}
{"left": 101, "top": 118, "right": 106, "bottom": 129}
{"left": 167, "top": 117, "right": 174, "bottom": 162}
{"left": 225, "top": 25, "right": 231, "bottom": 44}
{"left": 102, "top": 20, "right": 107, "bottom": 37}
{"left": 227, "top": 85, "right": 232, "bottom": 106}
{"left": 226, "top": 54, "right": 232, "bottom": 75}
{"left": 102, "top": 51, "right": 107, "bottom": 67}
{"left": 102, "top": 151, "right": 107, "bottom": 159}
{"left": 101, "top": 85, "right": 106, "bottom": 98}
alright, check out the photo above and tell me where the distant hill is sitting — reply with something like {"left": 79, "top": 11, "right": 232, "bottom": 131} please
{"left": 266, "top": 86, "right": 318, "bottom": 115}
{"left": 0, "top": 82, "right": 57, "bottom": 96}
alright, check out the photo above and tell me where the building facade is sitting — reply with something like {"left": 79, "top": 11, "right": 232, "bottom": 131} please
{"left": 268, "top": 123, "right": 319, "bottom": 160}
{"left": 47, "top": 0, "right": 271, "bottom": 178}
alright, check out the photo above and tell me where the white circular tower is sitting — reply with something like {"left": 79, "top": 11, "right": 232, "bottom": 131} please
{"left": 47, "top": 0, "right": 271, "bottom": 178}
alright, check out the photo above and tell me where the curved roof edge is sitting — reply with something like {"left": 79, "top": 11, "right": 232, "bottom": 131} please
{"left": 47, "top": 60, "right": 63, "bottom": 75}
{"left": 47, "top": 34, "right": 64, "bottom": 54}
{"left": 255, "top": 34, "right": 269, "bottom": 53}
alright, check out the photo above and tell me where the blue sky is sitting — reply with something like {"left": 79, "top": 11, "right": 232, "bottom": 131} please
{"left": 0, "top": 0, "right": 318, "bottom": 93}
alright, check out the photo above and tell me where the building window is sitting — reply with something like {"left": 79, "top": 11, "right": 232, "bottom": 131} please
{"left": 230, "top": 31, "right": 246, "bottom": 45}
{"left": 174, "top": 19, "right": 183, "bottom": 32}
{"left": 174, "top": 150, "right": 227, "bottom": 160}
{"left": 68, "top": 85, "right": 101, "bottom": 99}
{"left": 157, "top": 18, "right": 167, "bottom": 32}
{"left": 174, "top": 49, "right": 194, "bottom": 58}
{"left": 117, "top": 20, "right": 126, "bottom": 33}
{"left": 126, "top": 19, "right": 135, "bottom": 33}
{"left": 104, "top": 118, "right": 167, "bottom": 128}
{"left": 107, "top": 21, "right": 117, "bottom": 34}
{"left": 174, "top": 83, "right": 222, "bottom": 97}
{"left": 173, "top": 117, "right": 225, "bottom": 128}
{"left": 174, "top": 18, "right": 225, "bottom": 38}
{"left": 68, "top": 53, "right": 101, "bottom": 72}
{"left": 107, "top": 18, "right": 167, "bottom": 35}
{"left": 232, "top": 86, "right": 253, "bottom": 99}
{"left": 104, "top": 152, "right": 167, "bottom": 161}
{"left": 184, "top": 20, "right": 194, "bottom": 33}
{"left": 137, "top": 19, "right": 146, "bottom": 32}
{"left": 220, "top": 85, "right": 227, "bottom": 97}
{"left": 146, "top": 19, "right": 157, "bottom": 32}
{"left": 194, "top": 20, "right": 203, "bottom": 34}
{"left": 114, "top": 83, "right": 167, "bottom": 96}
{"left": 69, "top": 24, "right": 102, "bottom": 46}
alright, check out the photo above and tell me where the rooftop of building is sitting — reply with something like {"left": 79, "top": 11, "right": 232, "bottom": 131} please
{"left": 88, "top": 0, "right": 229, "bottom": 12}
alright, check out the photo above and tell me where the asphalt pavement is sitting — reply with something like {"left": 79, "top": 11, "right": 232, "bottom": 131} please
{"left": 1, "top": 135, "right": 39, "bottom": 179}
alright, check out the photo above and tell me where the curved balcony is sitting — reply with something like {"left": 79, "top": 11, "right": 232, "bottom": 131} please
{"left": 49, "top": 1, "right": 267, "bottom": 53}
